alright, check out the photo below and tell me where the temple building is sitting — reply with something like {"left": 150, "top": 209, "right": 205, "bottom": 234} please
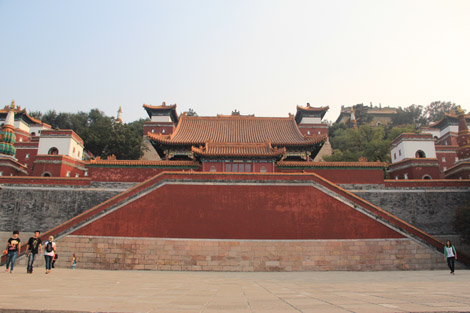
{"left": 0, "top": 101, "right": 86, "bottom": 177}
{"left": 145, "top": 103, "right": 329, "bottom": 172}
{"left": 389, "top": 107, "right": 470, "bottom": 179}
{"left": 336, "top": 104, "right": 398, "bottom": 127}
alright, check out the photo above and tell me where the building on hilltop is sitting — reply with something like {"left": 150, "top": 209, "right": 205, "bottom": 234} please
{"left": 336, "top": 103, "right": 398, "bottom": 127}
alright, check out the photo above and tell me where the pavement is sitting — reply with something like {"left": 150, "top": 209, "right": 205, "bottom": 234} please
{"left": 0, "top": 268, "right": 469, "bottom": 313}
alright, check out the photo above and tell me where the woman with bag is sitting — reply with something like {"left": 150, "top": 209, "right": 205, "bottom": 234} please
{"left": 43, "top": 236, "right": 56, "bottom": 274}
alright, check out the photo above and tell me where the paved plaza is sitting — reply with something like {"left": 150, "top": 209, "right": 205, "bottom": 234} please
{"left": 0, "top": 268, "right": 469, "bottom": 313}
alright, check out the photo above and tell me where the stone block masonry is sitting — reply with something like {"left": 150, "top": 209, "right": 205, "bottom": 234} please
{"left": 48, "top": 235, "right": 449, "bottom": 271}
{"left": 0, "top": 182, "right": 131, "bottom": 233}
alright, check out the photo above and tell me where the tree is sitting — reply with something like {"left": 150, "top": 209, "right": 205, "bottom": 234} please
{"left": 391, "top": 104, "right": 427, "bottom": 128}
{"left": 424, "top": 101, "right": 458, "bottom": 124}
{"left": 454, "top": 203, "right": 470, "bottom": 245}
{"left": 325, "top": 124, "right": 415, "bottom": 163}
{"left": 28, "top": 109, "right": 146, "bottom": 160}
{"left": 186, "top": 108, "right": 198, "bottom": 116}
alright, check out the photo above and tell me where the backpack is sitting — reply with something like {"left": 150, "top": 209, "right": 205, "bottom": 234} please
{"left": 46, "top": 241, "right": 53, "bottom": 253}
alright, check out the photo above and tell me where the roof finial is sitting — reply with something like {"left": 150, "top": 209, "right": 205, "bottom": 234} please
{"left": 162, "top": 101, "right": 166, "bottom": 107}
{"left": 10, "top": 100, "right": 15, "bottom": 109}
{"left": 306, "top": 102, "right": 310, "bottom": 107}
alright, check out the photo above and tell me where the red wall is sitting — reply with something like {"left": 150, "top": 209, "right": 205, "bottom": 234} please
{"left": 87, "top": 166, "right": 197, "bottom": 182}
{"left": 73, "top": 182, "right": 403, "bottom": 240}
{"left": 388, "top": 160, "right": 441, "bottom": 180}
{"left": 0, "top": 176, "right": 90, "bottom": 185}
{"left": 277, "top": 167, "right": 385, "bottom": 184}
{"left": 32, "top": 155, "right": 86, "bottom": 177}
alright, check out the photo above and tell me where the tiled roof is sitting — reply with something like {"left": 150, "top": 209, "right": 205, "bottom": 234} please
{"left": 87, "top": 159, "right": 200, "bottom": 167}
{"left": 192, "top": 141, "right": 286, "bottom": 158}
{"left": 429, "top": 113, "right": 470, "bottom": 129}
{"left": 391, "top": 132, "right": 433, "bottom": 146}
{"left": 296, "top": 105, "right": 329, "bottom": 112}
{"left": 143, "top": 103, "right": 177, "bottom": 111}
{"left": 0, "top": 107, "right": 51, "bottom": 127}
{"left": 277, "top": 161, "right": 386, "bottom": 168}
{"left": 148, "top": 115, "right": 327, "bottom": 146}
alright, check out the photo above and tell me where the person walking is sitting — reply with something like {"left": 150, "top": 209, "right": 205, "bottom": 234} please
{"left": 43, "top": 235, "right": 56, "bottom": 274}
{"left": 71, "top": 254, "right": 77, "bottom": 269}
{"left": 5, "top": 230, "right": 21, "bottom": 273}
{"left": 26, "top": 230, "right": 43, "bottom": 274}
{"left": 444, "top": 240, "right": 458, "bottom": 275}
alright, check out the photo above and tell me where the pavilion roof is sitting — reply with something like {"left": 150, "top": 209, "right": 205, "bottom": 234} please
{"left": 148, "top": 114, "right": 327, "bottom": 147}
{"left": 192, "top": 141, "right": 286, "bottom": 158}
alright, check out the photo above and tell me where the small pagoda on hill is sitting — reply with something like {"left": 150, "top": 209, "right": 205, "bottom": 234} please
{"left": 144, "top": 103, "right": 328, "bottom": 172}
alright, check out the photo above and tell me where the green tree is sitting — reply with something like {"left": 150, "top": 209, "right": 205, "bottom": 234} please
{"left": 424, "top": 101, "right": 458, "bottom": 124}
{"left": 28, "top": 109, "right": 146, "bottom": 160}
{"left": 325, "top": 124, "right": 415, "bottom": 163}
{"left": 391, "top": 104, "right": 427, "bottom": 128}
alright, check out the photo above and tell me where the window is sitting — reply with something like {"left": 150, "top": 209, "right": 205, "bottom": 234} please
{"left": 443, "top": 167, "right": 447, "bottom": 171}
{"left": 455, "top": 157, "right": 459, "bottom": 162}
{"left": 415, "top": 150, "right": 426, "bottom": 158}
{"left": 210, "top": 165, "right": 216, "bottom": 172}
{"left": 318, "top": 131, "right": 321, "bottom": 135}
{"left": 19, "top": 138, "right": 23, "bottom": 142}
{"left": 245, "top": 163, "right": 251, "bottom": 172}
{"left": 442, "top": 157, "right": 446, "bottom": 162}
{"left": 239, "top": 164, "right": 244, "bottom": 172}
{"left": 48, "top": 147, "right": 59, "bottom": 155}
{"left": 225, "top": 163, "right": 231, "bottom": 172}
{"left": 260, "top": 166, "right": 267, "bottom": 173}
{"left": 84, "top": 171, "right": 88, "bottom": 177}
{"left": 0, "top": 171, "right": 3, "bottom": 176}
{"left": 307, "top": 131, "right": 311, "bottom": 135}
{"left": 393, "top": 153, "right": 396, "bottom": 160}
{"left": 403, "top": 173, "right": 408, "bottom": 180}
{"left": 25, "top": 153, "right": 30, "bottom": 159}
{"left": 42, "top": 172, "right": 51, "bottom": 177}
{"left": 151, "top": 129, "right": 155, "bottom": 133}
{"left": 232, "top": 164, "right": 238, "bottom": 172}
{"left": 398, "top": 150, "right": 401, "bottom": 156}
{"left": 162, "top": 129, "right": 166, "bottom": 134}
{"left": 73, "top": 147, "right": 76, "bottom": 153}
{"left": 75, "top": 173, "right": 79, "bottom": 178}
{"left": 78, "top": 151, "right": 81, "bottom": 157}
{"left": 66, "top": 171, "right": 71, "bottom": 177}
{"left": 422, "top": 175, "right": 432, "bottom": 179}
{"left": 394, "top": 176, "right": 398, "bottom": 180}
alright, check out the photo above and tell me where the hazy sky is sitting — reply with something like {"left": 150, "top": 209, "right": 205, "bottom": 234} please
{"left": 1, "top": 0, "right": 469, "bottom": 123}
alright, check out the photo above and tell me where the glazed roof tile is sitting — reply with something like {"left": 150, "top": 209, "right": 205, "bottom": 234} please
{"left": 192, "top": 141, "right": 286, "bottom": 157}
{"left": 148, "top": 115, "right": 327, "bottom": 146}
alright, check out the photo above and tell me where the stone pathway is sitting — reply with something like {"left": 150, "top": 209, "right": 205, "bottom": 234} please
{"left": 0, "top": 269, "right": 469, "bottom": 312}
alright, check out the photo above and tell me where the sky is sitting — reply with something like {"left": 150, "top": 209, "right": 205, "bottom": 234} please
{"left": 1, "top": 0, "right": 469, "bottom": 123}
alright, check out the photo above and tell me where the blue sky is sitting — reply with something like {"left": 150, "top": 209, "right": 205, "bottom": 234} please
{"left": 1, "top": 0, "right": 469, "bottom": 123}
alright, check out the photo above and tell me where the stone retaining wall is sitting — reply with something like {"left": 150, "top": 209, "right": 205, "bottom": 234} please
{"left": 23, "top": 235, "right": 449, "bottom": 272}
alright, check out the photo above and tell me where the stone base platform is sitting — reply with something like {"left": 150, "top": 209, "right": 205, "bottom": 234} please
{"left": 15, "top": 235, "right": 451, "bottom": 271}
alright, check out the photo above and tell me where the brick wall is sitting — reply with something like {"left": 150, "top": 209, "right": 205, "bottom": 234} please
{"left": 42, "top": 235, "right": 449, "bottom": 271}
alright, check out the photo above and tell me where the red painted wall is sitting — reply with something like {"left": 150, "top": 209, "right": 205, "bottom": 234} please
{"left": 0, "top": 176, "right": 90, "bottom": 185}
{"left": 277, "top": 167, "right": 384, "bottom": 184}
{"left": 32, "top": 155, "right": 86, "bottom": 177}
{"left": 384, "top": 179, "right": 470, "bottom": 188}
{"left": 87, "top": 166, "right": 197, "bottom": 182}
{"left": 73, "top": 182, "right": 403, "bottom": 240}
{"left": 388, "top": 160, "right": 441, "bottom": 180}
